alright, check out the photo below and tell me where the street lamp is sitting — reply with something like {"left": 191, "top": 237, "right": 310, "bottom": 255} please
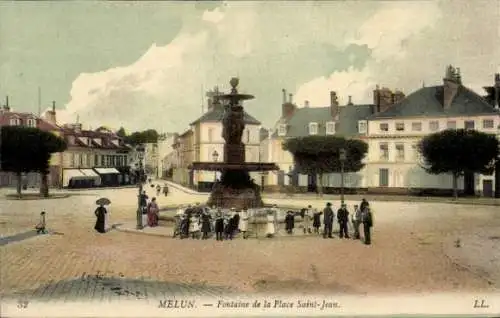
{"left": 339, "top": 148, "right": 347, "bottom": 205}
{"left": 136, "top": 144, "right": 145, "bottom": 230}
{"left": 212, "top": 150, "right": 219, "bottom": 182}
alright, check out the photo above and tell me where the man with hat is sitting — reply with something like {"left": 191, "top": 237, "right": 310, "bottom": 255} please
{"left": 337, "top": 203, "right": 350, "bottom": 239}
{"left": 323, "top": 202, "right": 334, "bottom": 238}
{"left": 214, "top": 208, "right": 224, "bottom": 241}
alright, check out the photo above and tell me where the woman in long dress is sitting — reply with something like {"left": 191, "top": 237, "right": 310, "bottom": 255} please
{"left": 265, "top": 209, "right": 276, "bottom": 238}
{"left": 189, "top": 214, "right": 200, "bottom": 239}
{"left": 239, "top": 208, "right": 249, "bottom": 239}
{"left": 147, "top": 197, "right": 159, "bottom": 227}
{"left": 94, "top": 204, "right": 107, "bottom": 233}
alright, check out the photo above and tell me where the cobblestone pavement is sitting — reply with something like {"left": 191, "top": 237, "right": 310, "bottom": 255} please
{"left": 1, "top": 182, "right": 499, "bottom": 304}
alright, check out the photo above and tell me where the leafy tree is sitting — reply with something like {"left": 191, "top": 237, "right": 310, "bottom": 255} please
{"left": 116, "top": 127, "right": 126, "bottom": 138}
{"left": 1, "top": 126, "right": 67, "bottom": 197}
{"left": 283, "top": 136, "right": 368, "bottom": 195}
{"left": 418, "top": 129, "right": 499, "bottom": 199}
{"left": 124, "top": 129, "right": 159, "bottom": 145}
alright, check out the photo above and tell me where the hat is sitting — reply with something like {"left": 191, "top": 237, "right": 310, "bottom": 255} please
{"left": 308, "top": 205, "right": 312, "bottom": 208}
{"left": 326, "top": 202, "right": 332, "bottom": 206}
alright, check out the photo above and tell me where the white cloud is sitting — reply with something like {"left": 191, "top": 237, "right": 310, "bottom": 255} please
{"left": 58, "top": 1, "right": 500, "bottom": 132}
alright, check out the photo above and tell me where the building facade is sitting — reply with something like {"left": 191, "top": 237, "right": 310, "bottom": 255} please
{"left": 158, "top": 133, "right": 177, "bottom": 178}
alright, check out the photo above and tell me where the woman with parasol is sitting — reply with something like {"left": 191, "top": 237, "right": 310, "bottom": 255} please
{"left": 94, "top": 197, "right": 111, "bottom": 233}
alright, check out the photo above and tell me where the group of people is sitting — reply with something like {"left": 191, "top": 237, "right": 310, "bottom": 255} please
{"left": 286, "top": 198, "right": 374, "bottom": 245}
{"left": 173, "top": 203, "right": 251, "bottom": 240}
{"left": 139, "top": 190, "right": 160, "bottom": 227}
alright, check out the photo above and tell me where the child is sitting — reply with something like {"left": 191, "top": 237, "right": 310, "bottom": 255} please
{"left": 312, "top": 208, "right": 322, "bottom": 235}
{"left": 189, "top": 213, "right": 200, "bottom": 239}
{"left": 35, "top": 211, "right": 47, "bottom": 234}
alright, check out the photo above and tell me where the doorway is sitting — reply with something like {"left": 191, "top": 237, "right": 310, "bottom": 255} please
{"left": 307, "top": 174, "right": 317, "bottom": 193}
{"left": 379, "top": 168, "right": 389, "bottom": 187}
{"left": 482, "top": 180, "right": 493, "bottom": 198}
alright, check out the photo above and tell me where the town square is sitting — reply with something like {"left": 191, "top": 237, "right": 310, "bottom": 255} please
{"left": 1, "top": 1, "right": 500, "bottom": 316}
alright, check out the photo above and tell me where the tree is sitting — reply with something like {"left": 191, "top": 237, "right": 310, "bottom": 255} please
{"left": 124, "top": 129, "right": 159, "bottom": 146}
{"left": 418, "top": 129, "right": 499, "bottom": 199}
{"left": 283, "top": 136, "right": 369, "bottom": 195}
{"left": 1, "top": 126, "right": 67, "bottom": 197}
{"left": 116, "top": 127, "right": 126, "bottom": 138}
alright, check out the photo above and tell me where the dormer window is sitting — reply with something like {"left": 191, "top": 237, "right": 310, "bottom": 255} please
{"left": 358, "top": 120, "right": 367, "bottom": 134}
{"left": 278, "top": 124, "right": 287, "bottom": 136}
{"left": 326, "top": 121, "right": 336, "bottom": 135}
{"left": 9, "top": 117, "right": 20, "bottom": 126}
{"left": 27, "top": 118, "right": 36, "bottom": 127}
{"left": 308, "top": 122, "right": 318, "bottom": 135}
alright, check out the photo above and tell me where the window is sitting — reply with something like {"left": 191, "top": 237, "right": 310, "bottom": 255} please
{"left": 246, "top": 130, "right": 250, "bottom": 143}
{"left": 308, "top": 122, "right": 318, "bottom": 135}
{"left": 94, "top": 155, "right": 98, "bottom": 167}
{"left": 483, "top": 119, "right": 494, "bottom": 129}
{"left": 69, "top": 153, "right": 75, "bottom": 167}
{"left": 464, "top": 120, "right": 475, "bottom": 130}
{"left": 379, "top": 123, "right": 389, "bottom": 132}
{"left": 27, "top": 118, "right": 36, "bottom": 127}
{"left": 395, "top": 122, "right": 405, "bottom": 131}
{"left": 379, "top": 143, "right": 389, "bottom": 161}
{"left": 73, "top": 154, "right": 79, "bottom": 167}
{"left": 429, "top": 121, "right": 439, "bottom": 132}
{"left": 379, "top": 168, "right": 389, "bottom": 187}
{"left": 326, "top": 121, "right": 336, "bottom": 135}
{"left": 9, "top": 117, "right": 20, "bottom": 126}
{"left": 79, "top": 154, "right": 84, "bottom": 167}
{"left": 101, "top": 155, "right": 105, "bottom": 166}
{"left": 278, "top": 124, "right": 287, "bottom": 136}
{"left": 208, "top": 128, "right": 214, "bottom": 142}
{"left": 411, "top": 143, "right": 419, "bottom": 161}
{"left": 446, "top": 120, "right": 457, "bottom": 129}
{"left": 117, "top": 156, "right": 122, "bottom": 167}
{"left": 395, "top": 143, "right": 405, "bottom": 161}
{"left": 411, "top": 122, "right": 422, "bottom": 131}
{"left": 358, "top": 120, "right": 367, "bottom": 134}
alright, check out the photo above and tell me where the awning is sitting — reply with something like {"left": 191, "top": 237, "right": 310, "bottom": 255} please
{"left": 63, "top": 169, "right": 89, "bottom": 187}
{"left": 94, "top": 168, "right": 120, "bottom": 174}
{"left": 80, "top": 169, "right": 102, "bottom": 186}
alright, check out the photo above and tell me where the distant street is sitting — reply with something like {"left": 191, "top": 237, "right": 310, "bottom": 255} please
{"left": 1, "top": 183, "right": 499, "bottom": 302}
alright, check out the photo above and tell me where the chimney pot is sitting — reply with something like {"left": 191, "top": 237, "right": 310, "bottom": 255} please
{"left": 52, "top": 101, "right": 56, "bottom": 112}
{"left": 282, "top": 89, "right": 287, "bottom": 104}
{"left": 347, "top": 96, "right": 353, "bottom": 105}
{"left": 288, "top": 93, "right": 293, "bottom": 103}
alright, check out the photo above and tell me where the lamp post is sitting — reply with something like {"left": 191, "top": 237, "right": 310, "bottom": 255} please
{"left": 339, "top": 148, "right": 347, "bottom": 205}
{"left": 136, "top": 144, "right": 145, "bottom": 230}
{"left": 212, "top": 150, "right": 219, "bottom": 182}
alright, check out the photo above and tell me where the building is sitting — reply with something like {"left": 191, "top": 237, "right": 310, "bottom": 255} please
{"left": 261, "top": 66, "right": 499, "bottom": 196}
{"left": 0, "top": 98, "right": 64, "bottom": 188}
{"left": 158, "top": 133, "right": 177, "bottom": 178}
{"left": 58, "top": 124, "right": 133, "bottom": 188}
{"left": 364, "top": 66, "right": 500, "bottom": 196}
{"left": 144, "top": 143, "right": 159, "bottom": 178}
{"left": 172, "top": 87, "right": 262, "bottom": 191}
{"left": 259, "top": 89, "right": 381, "bottom": 192}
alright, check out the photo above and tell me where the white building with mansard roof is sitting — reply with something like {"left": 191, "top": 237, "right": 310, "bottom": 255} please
{"left": 362, "top": 66, "right": 500, "bottom": 196}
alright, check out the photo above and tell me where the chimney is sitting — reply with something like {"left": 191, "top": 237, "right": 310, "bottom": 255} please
{"left": 495, "top": 73, "right": 500, "bottom": 109}
{"left": 347, "top": 96, "right": 353, "bottom": 105}
{"left": 373, "top": 85, "right": 381, "bottom": 113}
{"left": 3, "top": 95, "right": 10, "bottom": 112}
{"left": 304, "top": 100, "right": 310, "bottom": 108}
{"left": 281, "top": 89, "right": 297, "bottom": 119}
{"left": 282, "top": 89, "right": 287, "bottom": 104}
{"left": 455, "top": 67, "right": 462, "bottom": 84}
{"left": 288, "top": 93, "right": 293, "bottom": 103}
{"left": 443, "top": 65, "right": 460, "bottom": 110}
{"left": 43, "top": 101, "right": 57, "bottom": 125}
{"left": 330, "top": 91, "right": 339, "bottom": 117}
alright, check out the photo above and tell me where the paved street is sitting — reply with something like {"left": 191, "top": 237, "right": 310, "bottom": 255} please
{"left": 1, "top": 182, "right": 499, "bottom": 303}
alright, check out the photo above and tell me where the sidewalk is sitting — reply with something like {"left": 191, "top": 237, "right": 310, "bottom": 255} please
{"left": 163, "top": 180, "right": 207, "bottom": 195}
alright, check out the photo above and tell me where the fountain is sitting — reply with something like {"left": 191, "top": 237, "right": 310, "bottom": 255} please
{"left": 189, "top": 78, "right": 280, "bottom": 209}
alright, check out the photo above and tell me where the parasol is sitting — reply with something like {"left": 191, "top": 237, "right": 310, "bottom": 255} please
{"left": 96, "top": 197, "right": 111, "bottom": 206}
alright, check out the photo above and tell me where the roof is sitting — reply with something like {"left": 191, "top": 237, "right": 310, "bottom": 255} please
{"left": 190, "top": 106, "right": 261, "bottom": 126}
{"left": 0, "top": 111, "right": 61, "bottom": 132}
{"left": 369, "top": 85, "right": 498, "bottom": 119}
{"left": 273, "top": 104, "right": 373, "bottom": 138}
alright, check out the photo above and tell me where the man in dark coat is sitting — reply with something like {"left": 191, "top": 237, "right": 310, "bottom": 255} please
{"left": 214, "top": 209, "right": 224, "bottom": 241}
{"left": 285, "top": 211, "right": 295, "bottom": 234}
{"left": 323, "top": 202, "right": 334, "bottom": 239}
{"left": 201, "top": 211, "right": 212, "bottom": 240}
{"left": 361, "top": 206, "right": 373, "bottom": 245}
{"left": 337, "top": 204, "right": 350, "bottom": 239}
{"left": 360, "top": 198, "right": 369, "bottom": 212}
{"left": 230, "top": 211, "right": 240, "bottom": 238}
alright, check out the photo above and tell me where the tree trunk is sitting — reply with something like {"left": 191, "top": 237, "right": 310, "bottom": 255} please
{"left": 452, "top": 173, "right": 458, "bottom": 200}
{"left": 40, "top": 172, "right": 49, "bottom": 197}
{"left": 16, "top": 172, "right": 22, "bottom": 198}
{"left": 317, "top": 173, "right": 323, "bottom": 197}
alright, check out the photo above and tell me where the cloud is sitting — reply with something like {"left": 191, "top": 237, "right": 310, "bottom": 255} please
{"left": 57, "top": 1, "right": 499, "bottom": 132}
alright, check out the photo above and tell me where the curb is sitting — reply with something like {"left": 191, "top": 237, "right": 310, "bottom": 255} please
{"left": 3, "top": 194, "right": 71, "bottom": 201}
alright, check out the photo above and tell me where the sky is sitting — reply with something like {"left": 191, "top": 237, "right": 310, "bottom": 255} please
{"left": 1, "top": 1, "right": 499, "bottom": 134}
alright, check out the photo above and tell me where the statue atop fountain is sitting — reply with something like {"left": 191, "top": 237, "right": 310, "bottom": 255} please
{"left": 189, "top": 78, "right": 279, "bottom": 209}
